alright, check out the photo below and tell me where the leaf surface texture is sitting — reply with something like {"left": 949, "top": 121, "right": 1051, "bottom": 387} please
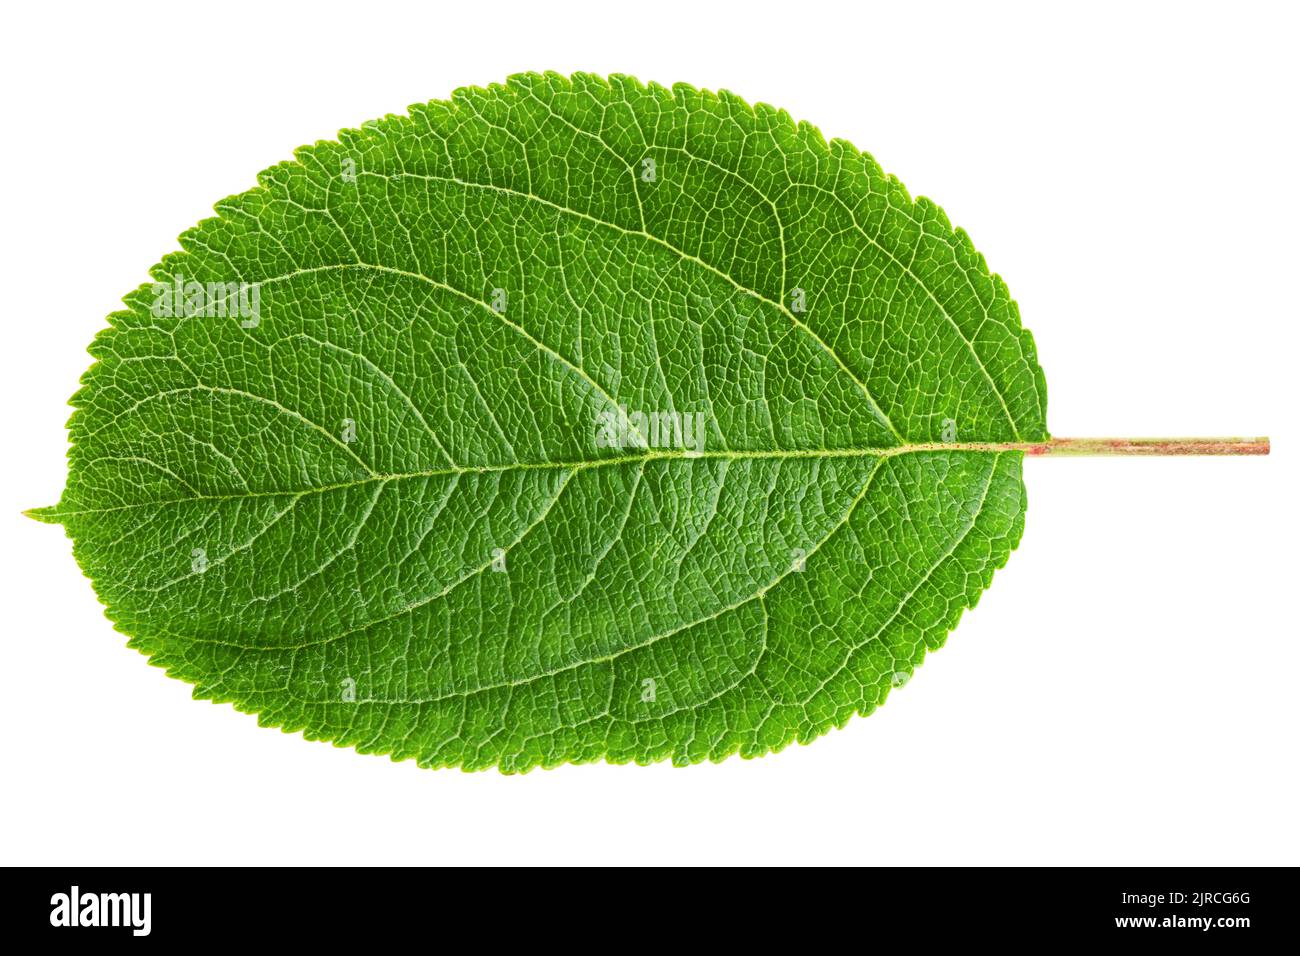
{"left": 40, "top": 73, "right": 1048, "bottom": 770}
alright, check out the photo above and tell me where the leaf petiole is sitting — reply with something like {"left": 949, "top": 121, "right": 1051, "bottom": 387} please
{"left": 939, "top": 437, "right": 1271, "bottom": 456}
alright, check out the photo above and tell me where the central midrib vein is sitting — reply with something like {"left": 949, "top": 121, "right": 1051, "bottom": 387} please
{"left": 46, "top": 443, "right": 1025, "bottom": 517}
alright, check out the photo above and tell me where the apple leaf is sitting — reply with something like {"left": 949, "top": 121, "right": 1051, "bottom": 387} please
{"left": 33, "top": 72, "right": 1048, "bottom": 770}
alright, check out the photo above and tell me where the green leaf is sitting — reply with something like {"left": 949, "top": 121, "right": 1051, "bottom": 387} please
{"left": 34, "top": 72, "right": 1047, "bottom": 770}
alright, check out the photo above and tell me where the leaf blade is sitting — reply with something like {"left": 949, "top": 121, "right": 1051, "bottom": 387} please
{"left": 44, "top": 73, "right": 1045, "bottom": 769}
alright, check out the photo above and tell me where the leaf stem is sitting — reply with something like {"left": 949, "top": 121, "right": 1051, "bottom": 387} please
{"left": 977, "top": 436, "right": 1271, "bottom": 457}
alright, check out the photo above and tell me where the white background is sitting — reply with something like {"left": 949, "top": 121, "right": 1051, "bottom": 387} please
{"left": 2, "top": 0, "right": 1296, "bottom": 866}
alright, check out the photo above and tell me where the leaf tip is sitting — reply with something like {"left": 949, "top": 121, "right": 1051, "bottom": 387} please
{"left": 23, "top": 505, "right": 63, "bottom": 524}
